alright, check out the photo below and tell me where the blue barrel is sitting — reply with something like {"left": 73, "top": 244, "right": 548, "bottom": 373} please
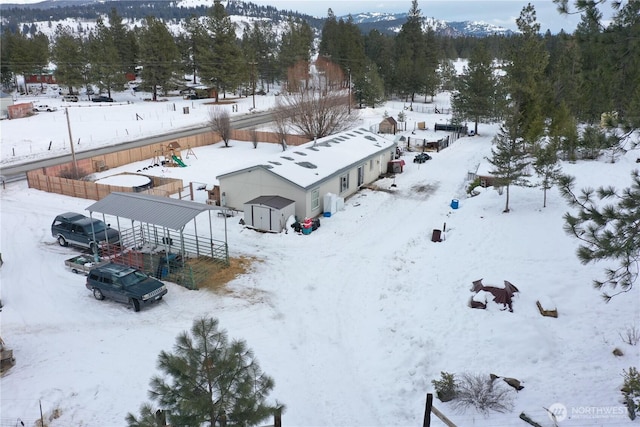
{"left": 451, "top": 199, "right": 459, "bottom": 209}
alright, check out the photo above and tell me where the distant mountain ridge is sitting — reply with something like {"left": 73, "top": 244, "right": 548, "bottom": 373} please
{"left": 346, "top": 12, "right": 513, "bottom": 37}
{"left": 0, "top": 0, "right": 513, "bottom": 37}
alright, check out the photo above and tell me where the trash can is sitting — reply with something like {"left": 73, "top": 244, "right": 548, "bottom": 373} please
{"left": 183, "top": 106, "right": 190, "bottom": 114}
{"left": 450, "top": 199, "right": 459, "bottom": 209}
{"left": 431, "top": 229, "right": 442, "bottom": 242}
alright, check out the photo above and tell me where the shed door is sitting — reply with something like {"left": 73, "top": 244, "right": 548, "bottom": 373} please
{"left": 252, "top": 205, "right": 272, "bottom": 231}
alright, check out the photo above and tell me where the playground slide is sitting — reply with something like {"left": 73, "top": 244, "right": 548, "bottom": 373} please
{"left": 172, "top": 155, "right": 187, "bottom": 167}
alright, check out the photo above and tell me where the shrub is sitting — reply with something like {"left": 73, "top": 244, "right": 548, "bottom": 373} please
{"left": 467, "top": 177, "right": 482, "bottom": 195}
{"left": 619, "top": 325, "right": 640, "bottom": 346}
{"left": 621, "top": 367, "right": 640, "bottom": 420}
{"left": 58, "top": 166, "right": 87, "bottom": 180}
{"left": 452, "top": 373, "right": 514, "bottom": 415}
{"left": 432, "top": 371, "right": 458, "bottom": 402}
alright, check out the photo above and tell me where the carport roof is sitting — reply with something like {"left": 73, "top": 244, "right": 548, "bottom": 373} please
{"left": 86, "top": 192, "right": 218, "bottom": 230}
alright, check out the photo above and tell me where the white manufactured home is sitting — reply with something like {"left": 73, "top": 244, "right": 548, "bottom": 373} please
{"left": 217, "top": 128, "right": 397, "bottom": 220}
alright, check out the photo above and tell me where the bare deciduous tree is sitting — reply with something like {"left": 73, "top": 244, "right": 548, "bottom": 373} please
{"left": 273, "top": 59, "right": 359, "bottom": 140}
{"left": 249, "top": 128, "right": 259, "bottom": 149}
{"left": 208, "top": 107, "right": 232, "bottom": 147}
{"left": 272, "top": 104, "right": 290, "bottom": 152}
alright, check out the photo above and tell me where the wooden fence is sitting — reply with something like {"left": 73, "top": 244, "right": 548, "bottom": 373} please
{"left": 26, "top": 173, "right": 184, "bottom": 201}
{"left": 26, "top": 129, "right": 310, "bottom": 201}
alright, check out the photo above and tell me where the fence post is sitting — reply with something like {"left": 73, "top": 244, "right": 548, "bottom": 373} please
{"left": 274, "top": 406, "right": 282, "bottom": 427}
{"left": 423, "top": 393, "right": 433, "bottom": 427}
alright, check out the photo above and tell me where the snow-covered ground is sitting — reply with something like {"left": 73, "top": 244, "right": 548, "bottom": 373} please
{"left": 1, "top": 87, "right": 639, "bottom": 427}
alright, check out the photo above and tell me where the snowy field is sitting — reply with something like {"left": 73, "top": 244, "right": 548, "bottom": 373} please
{"left": 1, "top": 87, "right": 639, "bottom": 427}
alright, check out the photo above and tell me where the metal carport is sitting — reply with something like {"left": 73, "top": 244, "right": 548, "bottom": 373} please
{"left": 87, "top": 192, "right": 229, "bottom": 289}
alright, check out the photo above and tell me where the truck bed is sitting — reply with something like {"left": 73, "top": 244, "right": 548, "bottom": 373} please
{"left": 65, "top": 255, "right": 109, "bottom": 275}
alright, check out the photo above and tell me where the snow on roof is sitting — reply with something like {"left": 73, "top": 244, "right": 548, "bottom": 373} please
{"left": 94, "top": 174, "right": 151, "bottom": 187}
{"left": 217, "top": 128, "right": 395, "bottom": 189}
{"left": 86, "top": 192, "right": 218, "bottom": 230}
{"left": 245, "top": 195, "right": 295, "bottom": 209}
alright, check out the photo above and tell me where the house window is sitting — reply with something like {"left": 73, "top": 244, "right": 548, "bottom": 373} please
{"left": 369, "top": 159, "right": 373, "bottom": 171}
{"left": 340, "top": 173, "right": 349, "bottom": 193}
{"left": 311, "top": 188, "right": 320, "bottom": 210}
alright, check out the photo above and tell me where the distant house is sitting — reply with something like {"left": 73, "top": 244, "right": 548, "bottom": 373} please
{"left": 24, "top": 74, "right": 56, "bottom": 85}
{"left": 216, "top": 129, "right": 397, "bottom": 219}
{"left": 471, "top": 162, "right": 499, "bottom": 188}
{"left": 379, "top": 117, "right": 398, "bottom": 134}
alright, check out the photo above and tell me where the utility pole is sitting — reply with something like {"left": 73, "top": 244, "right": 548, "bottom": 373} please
{"left": 65, "top": 107, "right": 79, "bottom": 178}
{"left": 249, "top": 61, "right": 257, "bottom": 110}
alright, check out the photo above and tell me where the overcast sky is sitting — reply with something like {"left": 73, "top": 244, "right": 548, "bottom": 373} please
{"left": 1, "top": 0, "right": 617, "bottom": 33}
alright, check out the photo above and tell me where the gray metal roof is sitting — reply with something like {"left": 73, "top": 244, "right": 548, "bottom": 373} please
{"left": 244, "top": 195, "right": 295, "bottom": 209}
{"left": 86, "top": 192, "right": 218, "bottom": 230}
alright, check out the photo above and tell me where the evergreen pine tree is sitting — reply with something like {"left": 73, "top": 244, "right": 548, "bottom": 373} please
{"left": 487, "top": 109, "right": 531, "bottom": 213}
{"left": 51, "top": 25, "right": 85, "bottom": 93}
{"left": 32, "top": 33, "right": 50, "bottom": 82}
{"left": 558, "top": 171, "right": 640, "bottom": 301}
{"left": 181, "top": 14, "right": 207, "bottom": 84}
{"left": 547, "top": 33, "right": 583, "bottom": 116}
{"left": 199, "top": 0, "right": 243, "bottom": 102}
{"left": 107, "top": 8, "right": 138, "bottom": 75}
{"left": 241, "top": 20, "right": 277, "bottom": 91}
{"left": 137, "top": 17, "right": 180, "bottom": 102}
{"left": 318, "top": 9, "right": 339, "bottom": 59}
{"left": 549, "top": 101, "right": 579, "bottom": 161}
{"left": 4, "top": 32, "right": 26, "bottom": 91}
{"left": 504, "top": 4, "right": 549, "bottom": 147}
{"left": 438, "top": 59, "right": 457, "bottom": 92}
{"left": 353, "top": 61, "right": 385, "bottom": 108}
{"left": 0, "top": 33, "right": 13, "bottom": 89}
{"left": 578, "top": 125, "right": 609, "bottom": 160}
{"left": 338, "top": 16, "right": 367, "bottom": 80}
{"left": 126, "top": 317, "right": 279, "bottom": 427}
{"left": 394, "top": 0, "right": 427, "bottom": 102}
{"left": 87, "top": 18, "right": 127, "bottom": 97}
{"left": 573, "top": 3, "right": 613, "bottom": 121}
{"left": 277, "top": 17, "right": 313, "bottom": 82}
{"left": 533, "top": 141, "right": 562, "bottom": 208}
{"left": 451, "top": 43, "right": 497, "bottom": 135}
{"left": 421, "top": 25, "right": 441, "bottom": 102}
{"left": 607, "top": 1, "right": 640, "bottom": 131}
{"left": 364, "top": 30, "right": 395, "bottom": 97}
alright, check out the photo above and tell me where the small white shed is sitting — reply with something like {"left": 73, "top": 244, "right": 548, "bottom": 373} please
{"left": 244, "top": 195, "right": 295, "bottom": 233}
